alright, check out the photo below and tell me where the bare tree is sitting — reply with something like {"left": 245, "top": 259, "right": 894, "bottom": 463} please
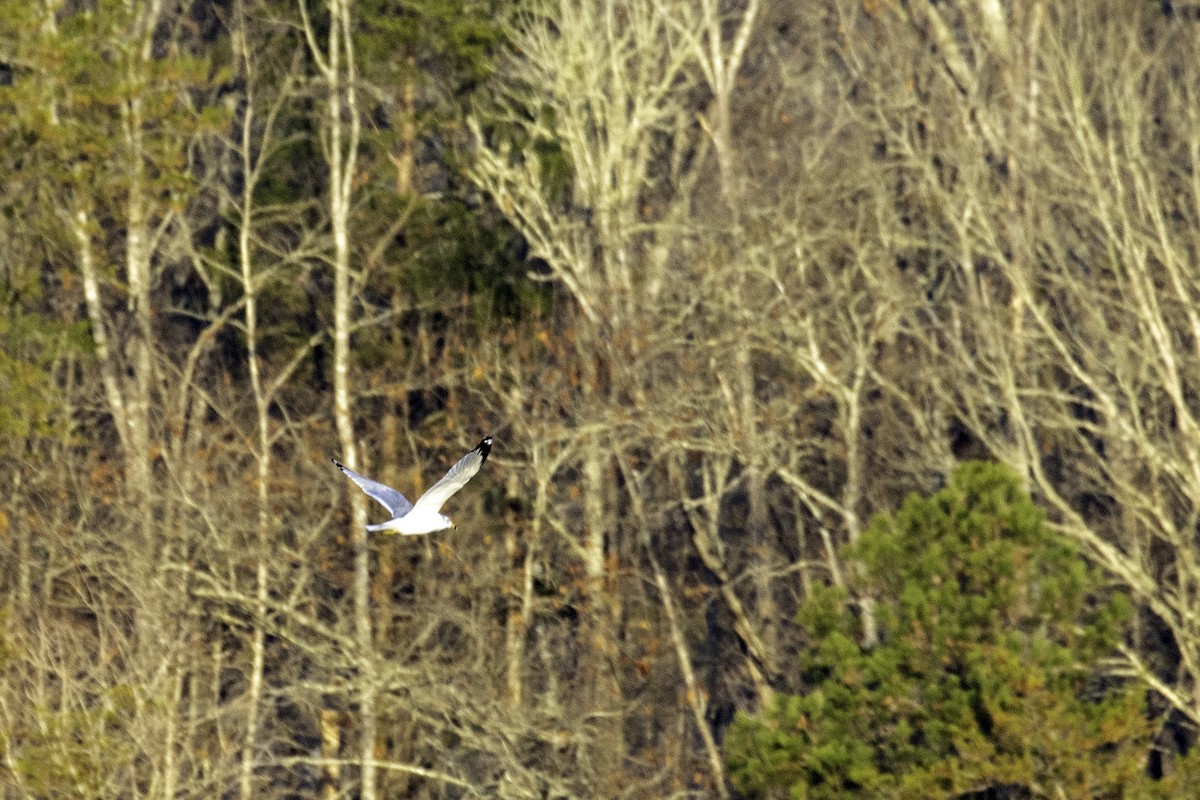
{"left": 226, "top": 3, "right": 313, "bottom": 795}
{"left": 852, "top": 0, "right": 1200, "bottom": 729}
{"left": 299, "top": 0, "right": 376, "bottom": 796}
{"left": 7, "top": 1, "right": 1200, "bottom": 797}
{"left": 471, "top": 0, "right": 710, "bottom": 784}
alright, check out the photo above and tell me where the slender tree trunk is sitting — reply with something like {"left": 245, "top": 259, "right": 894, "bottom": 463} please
{"left": 159, "top": 662, "right": 183, "bottom": 800}
{"left": 13, "top": 472, "right": 30, "bottom": 616}
{"left": 696, "top": 0, "right": 778, "bottom": 668}
{"left": 668, "top": 455, "right": 773, "bottom": 701}
{"left": 579, "top": 336, "right": 624, "bottom": 788}
{"left": 504, "top": 468, "right": 532, "bottom": 707}
{"left": 613, "top": 448, "right": 729, "bottom": 796}
{"left": 235, "top": 32, "right": 271, "bottom": 794}
{"left": 391, "top": 59, "right": 416, "bottom": 195}
{"left": 74, "top": 207, "right": 133, "bottom": 467}
{"left": 121, "top": 0, "right": 166, "bottom": 545}
{"left": 323, "top": 1, "right": 376, "bottom": 797}
{"left": 648, "top": 553, "right": 730, "bottom": 799}
{"left": 842, "top": 359, "right": 877, "bottom": 647}
{"left": 320, "top": 709, "right": 342, "bottom": 800}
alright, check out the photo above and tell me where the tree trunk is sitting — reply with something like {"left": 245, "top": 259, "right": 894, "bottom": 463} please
{"left": 323, "top": 1, "right": 376, "bottom": 797}
{"left": 235, "top": 32, "right": 270, "bottom": 793}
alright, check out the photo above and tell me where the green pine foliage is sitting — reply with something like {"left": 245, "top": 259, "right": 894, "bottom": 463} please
{"left": 356, "top": 0, "right": 505, "bottom": 94}
{"left": 319, "top": 0, "right": 543, "bottom": 323}
{"left": 0, "top": 305, "right": 74, "bottom": 444}
{"left": 0, "top": 0, "right": 223, "bottom": 200}
{"left": 727, "top": 462, "right": 1166, "bottom": 800}
{"left": 0, "top": 248, "right": 87, "bottom": 448}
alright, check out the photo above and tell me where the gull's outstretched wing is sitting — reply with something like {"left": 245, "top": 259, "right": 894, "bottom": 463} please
{"left": 409, "top": 437, "right": 492, "bottom": 515}
{"left": 332, "top": 459, "right": 414, "bottom": 518}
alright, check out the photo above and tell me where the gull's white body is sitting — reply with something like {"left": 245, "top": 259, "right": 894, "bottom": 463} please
{"left": 369, "top": 509, "right": 455, "bottom": 536}
{"left": 333, "top": 436, "right": 492, "bottom": 535}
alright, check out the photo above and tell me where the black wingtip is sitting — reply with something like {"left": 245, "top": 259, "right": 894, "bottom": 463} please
{"left": 331, "top": 457, "right": 346, "bottom": 471}
{"left": 476, "top": 436, "right": 492, "bottom": 463}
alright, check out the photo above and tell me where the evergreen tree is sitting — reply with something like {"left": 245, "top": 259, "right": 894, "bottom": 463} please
{"left": 727, "top": 462, "right": 1175, "bottom": 800}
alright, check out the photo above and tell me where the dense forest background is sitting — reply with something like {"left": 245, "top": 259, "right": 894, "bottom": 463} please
{"left": 3, "top": 1, "right": 1200, "bottom": 797}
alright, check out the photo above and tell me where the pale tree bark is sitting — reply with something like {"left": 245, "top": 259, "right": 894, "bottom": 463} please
{"left": 44, "top": 3, "right": 149, "bottom": 522}
{"left": 471, "top": 0, "right": 706, "bottom": 783}
{"left": 232, "top": 5, "right": 269, "bottom": 796}
{"left": 772, "top": 301, "right": 885, "bottom": 647}
{"left": 82, "top": 0, "right": 165, "bottom": 545}
{"left": 682, "top": 0, "right": 760, "bottom": 218}
{"left": 690, "top": 0, "right": 781, "bottom": 660}
{"left": 875, "top": 0, "right": 1200, "bottom": 725}
{"left": 74, "top": 203, "right": 134, "bottom": 477}
{"left": 301, "top": 0, "right": 376, "bottom": 796}
{"left": 470, "top": 0, "right": 701, "bottom": 326}
{"left": 17, "top": 3, "right": 214, "bottom": 795}
{"left": 503, "top": 469, "right": 533, "bottom": 708}
{"left": 666, "top": 452, "right": 772, "bottom": 701}
{"left": 121, "top": 12, "right": 191, "bottom": 790}
{"left": 618, "top": 451, "right": 731, "bottom": 798}
{"left": 389, "top": 55, "right": 416, "bottom": 195}
{"left": 319, "top": 709, "right": 342, "bottom": 800}
{"left": 577, "top": 379, "right": 622, "bottom": 778}
{"left": 48, "top": 4, "right": 199, "bottom": 794}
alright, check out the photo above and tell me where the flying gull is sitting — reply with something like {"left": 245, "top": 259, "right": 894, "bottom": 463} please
{"left": 333, "top": 436, "right": 492, "bottom": 534}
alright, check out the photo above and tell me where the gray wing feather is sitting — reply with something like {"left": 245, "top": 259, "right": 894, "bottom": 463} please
{"left": 410, "top": 437, "right": 492, "bottom": 515}
{"left": 332, "top": 459, "right": 414, "bottom": 517}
